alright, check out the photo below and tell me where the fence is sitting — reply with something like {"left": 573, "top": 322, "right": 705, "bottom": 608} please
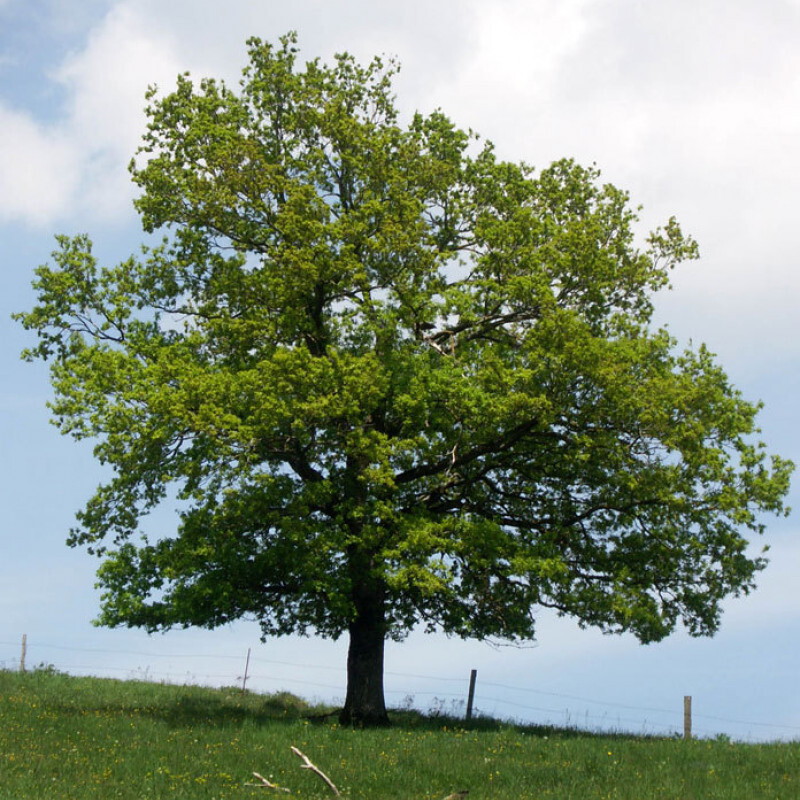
{"left": 3, "top": 634, "right": 799, "bottom": 743}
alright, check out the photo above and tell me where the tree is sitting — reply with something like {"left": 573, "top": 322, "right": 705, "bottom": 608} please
{"left": 16, "top": 34, "right": 792, "bottom": 725}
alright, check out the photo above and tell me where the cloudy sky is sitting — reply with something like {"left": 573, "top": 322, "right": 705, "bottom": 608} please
{"left": 2, "top": 0, "right": 799, "bottom": 741}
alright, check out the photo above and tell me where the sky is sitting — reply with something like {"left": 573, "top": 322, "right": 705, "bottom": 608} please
{"left": 1, "top": 0, "right": 799, "bottom": 742}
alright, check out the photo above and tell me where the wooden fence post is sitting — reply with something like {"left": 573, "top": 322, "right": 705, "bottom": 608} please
{"left": 684, "top": 695, "right": 692, "bottom": 740}
{"left": 466, "top": 669, "right": 477, "bottom": 721}
{"left": 242, "top": 648, "right": 251, "bottom": 693}
{"left": 19, "top": 634, "right": 27, "bottom": 673}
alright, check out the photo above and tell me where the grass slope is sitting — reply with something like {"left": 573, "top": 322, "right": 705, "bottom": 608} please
{"left": 1, "top": 668, "right": 798, "bottom": 799}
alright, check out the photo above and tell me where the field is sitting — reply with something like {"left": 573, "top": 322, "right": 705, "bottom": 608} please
{"left": 1, "top": 668, "right": 798, "bottom": 799}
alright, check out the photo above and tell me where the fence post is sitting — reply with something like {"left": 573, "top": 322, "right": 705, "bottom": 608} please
{"left": 466, "top": 669, "right": 477, "bottom": 721}
{"left": 684, "top": 695, "right": 692, "bottom": 740}
{"left": 19, "top": 634, "right": 27, "bottom": 673}
{"left": 242, "top": 648, "right": 251, "bottom": 693}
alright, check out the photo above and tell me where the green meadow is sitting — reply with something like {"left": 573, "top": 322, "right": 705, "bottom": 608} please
{"left": 1, "top": 668, "right": 797, "bottom": 799}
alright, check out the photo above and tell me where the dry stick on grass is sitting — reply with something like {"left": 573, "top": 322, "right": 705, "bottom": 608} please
{"left": 244, "top": 771, "right": 291, "bottom": 792}
{"left": 248, "top": 748, "right": 463, "bottom": 798}
{"left": 291, "top": 746, "right": 341, "bottom": 796}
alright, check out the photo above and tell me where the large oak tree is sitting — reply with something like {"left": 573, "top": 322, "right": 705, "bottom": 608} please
{"left": 17, "top": 35, "right": 792, "bottom": 725}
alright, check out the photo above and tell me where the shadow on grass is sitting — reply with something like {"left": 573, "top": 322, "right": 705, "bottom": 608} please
{"left": 156, "top": 688, "right": 334, "bottom": 728}
{"left": 386, "top": 707, "right": 651, "bottom": 740}
{"left": 2, "top": 668, "right": 668, "bottom": 740}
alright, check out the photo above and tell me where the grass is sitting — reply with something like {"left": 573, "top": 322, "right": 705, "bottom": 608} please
{"left": 1, "top": 668, "right": 798, "bottom": 799}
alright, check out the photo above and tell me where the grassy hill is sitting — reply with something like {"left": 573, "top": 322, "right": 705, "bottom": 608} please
{"left": 1, "top": 668, "right": 798, "bottom": 799}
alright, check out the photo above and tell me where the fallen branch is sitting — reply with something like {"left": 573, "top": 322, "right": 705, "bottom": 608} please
{"left": 244, "top": 771, "right": 291, "bottom": 792}
{"left": 249, "top": 748, "right": 464, "bottom": 798}
{"left": 291, "top": 746, "right": 340, "bottom": 796}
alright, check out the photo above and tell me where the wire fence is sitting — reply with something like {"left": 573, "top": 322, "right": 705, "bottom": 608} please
{"left": 2, "top": 635, "right": 799, "bottom": 743}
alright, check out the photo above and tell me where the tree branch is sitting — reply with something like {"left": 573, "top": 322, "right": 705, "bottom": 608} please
{"left": 245, "top": 772, "right": 291, "bottom": 792}
{"left": 395, "top": 419, "right": 541, "bottom": 485}
{"left": 291, "top": 746, "right": 340, "bottom": 796}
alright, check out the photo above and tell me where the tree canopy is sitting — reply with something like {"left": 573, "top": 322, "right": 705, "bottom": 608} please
{"left": 16, "top": 34, "right": 792, "bottom": 724}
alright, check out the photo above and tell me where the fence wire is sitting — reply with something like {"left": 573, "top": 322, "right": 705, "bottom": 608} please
{"left": 2, "top": 637, "right": 798, "bottom": 742}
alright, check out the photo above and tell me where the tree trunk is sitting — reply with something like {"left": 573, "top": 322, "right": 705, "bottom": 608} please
{"left": 339, "top": 584, "right": 390, "bottom": 726}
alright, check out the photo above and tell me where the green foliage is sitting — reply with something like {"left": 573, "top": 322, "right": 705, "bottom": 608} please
{"left": 15, "top": 33, "right": 792, "bottom": 655}
{"left": 1, "top": 670, "right": 799, "bottom": 799}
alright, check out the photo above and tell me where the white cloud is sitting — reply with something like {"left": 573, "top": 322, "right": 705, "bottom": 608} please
{"left": 54, "top": 5, "right": 179, "bottom": 161}
{"left": 431, "top": 0, "right": 800, "bottom": 369}
{"left": 50, "top": 3, "right": 185, "bottom": 223}
{"left": 0, "top": 2, "right": 186, "bottom": 228}
{"left": 0, "top": 106, "right": 79, "bottom": 225}
{"left": 428, "top": 0, "right": 593, "bottom": 123}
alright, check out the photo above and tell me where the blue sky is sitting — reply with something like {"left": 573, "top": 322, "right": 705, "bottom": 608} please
{"left": 2, "top": 0, "right": 800, "bottom": 741}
